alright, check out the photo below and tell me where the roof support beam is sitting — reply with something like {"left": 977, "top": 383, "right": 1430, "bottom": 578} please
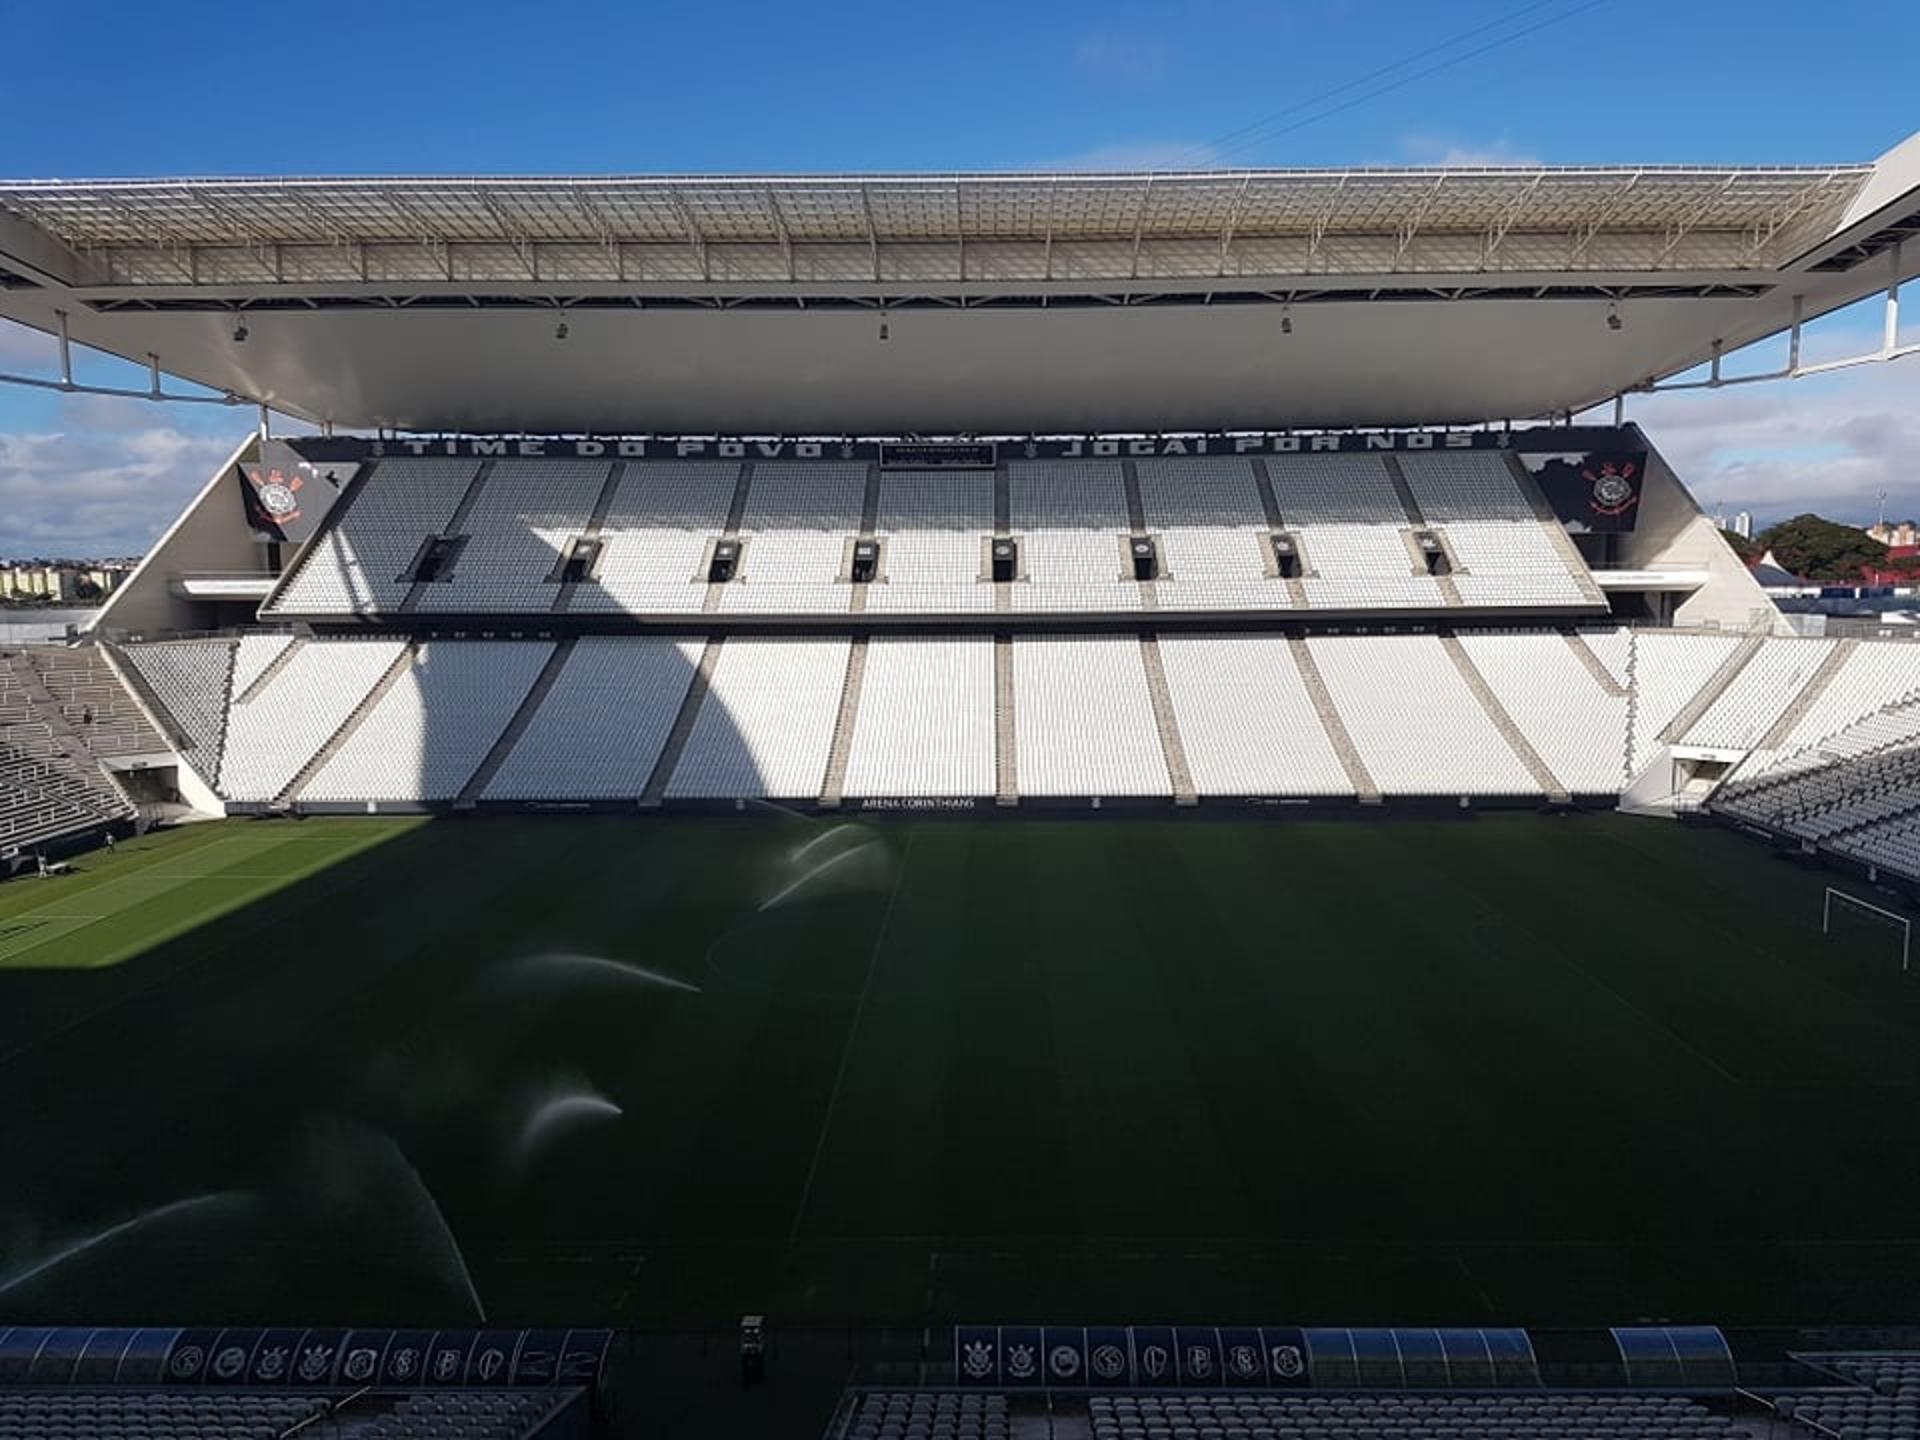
{"left": 667, "top": 187, "right": 711, "bottom": 282}
{"left": 0, "top": 207, "right": 103, "bottom": 287}
{"left": 859, "top": 184, "right": 880, "bottom": 283}
{"left": 1217, "top": 174, "right": 1253, "bottom": 277}
{"left": 766, "top": 188, "right": 797, "bottom": 282}
{"left": 1655, "top": 175, "right": 1740, "bottom": 268}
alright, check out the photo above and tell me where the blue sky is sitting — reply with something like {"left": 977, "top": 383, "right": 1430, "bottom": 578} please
{"left": 1, "top": 0, "right": 1915, "bottom": 554}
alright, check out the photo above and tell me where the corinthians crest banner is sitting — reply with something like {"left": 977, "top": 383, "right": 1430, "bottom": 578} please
{"left": 1522, "top": 450, "right": 1648, "bottom": 534}
{"left": 238, "top": 440, "right": 359, "bottom": 543}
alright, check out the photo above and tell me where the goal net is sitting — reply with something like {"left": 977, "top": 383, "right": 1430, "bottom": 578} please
{"left": 1823, "top": 887, "right": 1914, "bottom": 972}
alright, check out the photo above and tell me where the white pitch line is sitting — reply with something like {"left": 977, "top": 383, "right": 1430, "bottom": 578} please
{"left": 786, "top": 826, "right": 916, "bottom": 1243}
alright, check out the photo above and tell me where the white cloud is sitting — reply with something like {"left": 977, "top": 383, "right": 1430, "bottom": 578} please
{"left": 1072, "top": 29, "right": 1170, "bottom": 85}
{"left": 1399, "top": 133, "right": 1542, "bottom": 168}
{"left": 1617, "top": 362, "right": 1920, "bottom": 527}
{"left": 0, "top": 320, "right": 58, "bottom": 371}
{"left": 0, "top": 424, "right": 236, "bottom": 559}
{"left": 1035, "top": 139, "right": 1222, "bottom": 172}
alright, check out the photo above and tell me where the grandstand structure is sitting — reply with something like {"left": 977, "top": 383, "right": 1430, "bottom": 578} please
{"left": 0, "top": 140, "right": 1917, "bottom": 875}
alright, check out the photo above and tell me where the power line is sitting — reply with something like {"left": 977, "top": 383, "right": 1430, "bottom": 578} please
{"left": 1178, "top": 0, "right": 1619, "bottom": 168}
{"left": 1178, "top": 0, "right": 1570, "bottom": 165}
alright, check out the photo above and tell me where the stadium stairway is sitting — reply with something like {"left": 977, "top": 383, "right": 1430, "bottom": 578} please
{"left": 1658, "top": 629, "right": 1770, "bottom": 746}
{"left": 276, "top": 641, "right": 418, "bottom": 805}
{"left": 551, "top": 461, "right": 629, "bottom": 613}
{"left": 1248, "top": 458, "right": 1311, "bottom": 609}
{"left": 1564, "top": 632, "right": 1629, "bottom": 699}
{"left": 641, "top": 636, "right": 724, "bottom": 806}
{"left": 819, "top": 636, "right": 871, "bottom": 809}
{"left": 994, "top": 634, "right": 1017, "bottom": 806}
{"left": 1381, "top": 456, "right": 1463, "bottom": 608}
{"left": 235, "top": 635, "right": 304, "bottom": 704}
{"left": 701, "top": 462, "right": 758, "bottom": 614}
{"left": 457, "top": 636, "right": 579, "bottom": 806}
{"left": 399, "top": 462, "right": 495, "bottom": 614}
{"left": 1441, "top": 633, "right": 1571, "bottom": 804}
{"left": 848, "top": 461, "right": 884, "bottom": 614}
{"left": 1755, "top": 639, "right": 1859, "bottom": 752}
{"left": 1118, "top": 461, "right": 1161, "bottom": 612}
{"left": 1137, "top": 635, "right": 1198, "bottom": 805}
{"left": 1286, "top": 636, "right": 1381, "bottom": 803}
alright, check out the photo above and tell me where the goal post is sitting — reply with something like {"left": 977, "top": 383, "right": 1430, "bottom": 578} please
{"left": 1823, "top": 887, "right": 1913, "bottom": 972}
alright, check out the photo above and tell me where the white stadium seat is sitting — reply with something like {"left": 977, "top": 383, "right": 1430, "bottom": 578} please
{"left": 842, "top": 637, "right": 997, "bottom": 797}
{"left": 666, "top": 637, "right": 851, "bottom": 799}
{"left": 1012, "top": 636, "right": 1171, "bottom": 797}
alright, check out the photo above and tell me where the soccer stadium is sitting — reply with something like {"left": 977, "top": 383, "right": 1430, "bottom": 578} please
{"left": 1, "top": 122, "right": 1919, "bottom": 1439}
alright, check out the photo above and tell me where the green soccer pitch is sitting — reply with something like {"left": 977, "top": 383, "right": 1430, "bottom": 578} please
{"left": 2, "top": 811, "right": 1919, "bottom": 1333}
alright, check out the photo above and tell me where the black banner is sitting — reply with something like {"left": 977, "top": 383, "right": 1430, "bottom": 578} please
{"left": 955, "top": 1325, "right": 1534, "bottom": 1389}
{"left": 0, "top": 1327, "right": 609, "bottom": 1390}
{"left": 881, "top": 442, "right": 998, "bottom": 469}
{"left": 278, "top": 426, "right": 1636, "bottom": 467}
{"left": 1523, "top": 451, "right": 1647, "bottom": 534}
{"left": 239, "top": 440, "right": 358, "bottom": 543}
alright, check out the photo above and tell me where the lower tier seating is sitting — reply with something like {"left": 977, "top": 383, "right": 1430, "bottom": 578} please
{"left": 113, "top": 629, "right": 1920, "bottom": 813}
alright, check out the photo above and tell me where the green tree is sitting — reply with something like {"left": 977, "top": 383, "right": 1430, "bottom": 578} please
{"left": 1755, "top": 514, "right": 1888, "bottom": 584}
{"left": 1719, "top": 528, "right": 1761, "bottom": 564}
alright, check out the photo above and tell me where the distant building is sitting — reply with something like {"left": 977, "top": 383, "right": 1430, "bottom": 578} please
{"left": 1868, "top": 520, "right": 1919, "bottom": 547}
{"left": 1732, "top": 511, "right": 1754, "bottom": 540}
{"left": 0, "top": 560, "right": 136, "bottom": 604}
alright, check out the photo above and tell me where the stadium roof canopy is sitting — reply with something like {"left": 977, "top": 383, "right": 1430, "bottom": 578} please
{"left": 1, "top": 134, "right": 1916, "bottom": 434}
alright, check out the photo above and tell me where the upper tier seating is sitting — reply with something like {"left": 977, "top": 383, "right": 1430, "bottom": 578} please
{"left": 1398, "top": 452, "right": 1590, "bottom": 607}
{"left": 411, "top": 459, "right": 608, "bottom": 613}
{"left": 1136, "top": 458, "right": 1291, "bottom": 612}
{"left": 723, "top": 462, "right": 868, "bottom": 614}
{"left": 1267, "top": 453, "right": 1445, "bottom": 611}
{"left": 867, "top": 470, "right": 996, "bottom": 614}
{"left": 1010, "top": 461, "right": 1143, "bottom": 613}
{"left": 267, "top": 458, "right": 478, "bottom": 614}
{"left": 572, "top": 462, "right": 739, "bottom": 615}
{"left": 262, "top": 453, "right": 1600, "bottom": 620}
